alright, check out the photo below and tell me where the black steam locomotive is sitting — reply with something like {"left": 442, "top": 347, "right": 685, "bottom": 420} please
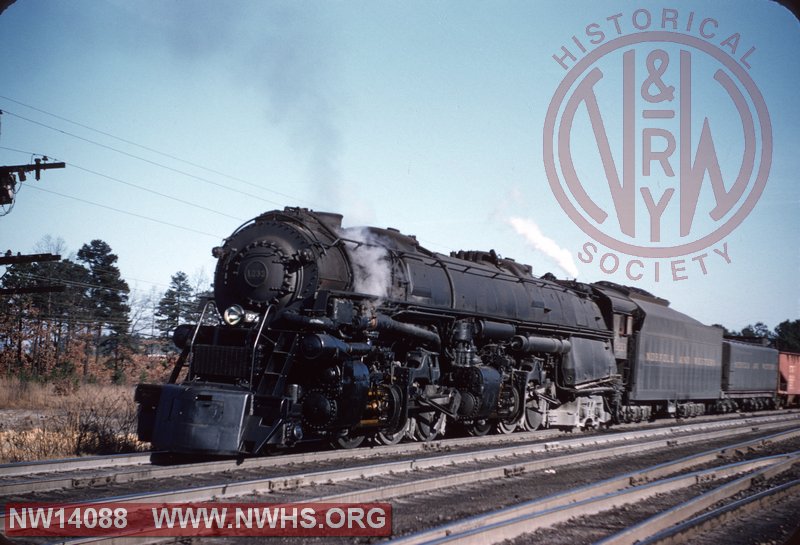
{"left": 135, "top": 207, "right": 779, "bottom": 455}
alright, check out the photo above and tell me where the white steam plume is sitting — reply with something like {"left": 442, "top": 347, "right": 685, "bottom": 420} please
{"left": 341, "top": 227, "right": 392, "bottom": 300}
{"left": 508, "top": 217, "right": 579, "bottom": 278}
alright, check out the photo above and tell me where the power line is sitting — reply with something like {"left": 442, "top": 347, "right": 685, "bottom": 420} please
{"left": 0, "top": 107, "right": 299, "bottom": 207}
{"left": 2, "top": 301, "right": 132, "bottom": 323}
{"left": 0, "top": 95, "right": 312, "bottom": 204}
{"left": 13, "top": 319, "right": 168, "bottom": 340}
{"left": 0, "top": 176, "right": 201, "bottom": 291}
{"left": 24, "top": 185, "right": 224, "bottom": 239}
{"left": 0, "top": 145, "right": 47, "bottom": 158}
{"left": 3, "top": 286, "right": 196, "bottom": 334}
{"left": 1, "top": 145, "right": 233, "bottom": 237}
{"left": 13, "top": 272, "right": 130, "bottom": 295}
{"left": 0, "top": 104, "right": 452, "bottom": 253}
{"left": 68, "top": 162, "right": 247, "bottom": 222}
{"left": 12, "top": 274, "right": 201, "bottom": 303}
{"left": 7, "top": 255, "right": 208, "bottom": 292}
{"left": 0, "top": 252, "right": 60, "bottom": 266}
{"left": 7, "top": 312, "right": 164, "bottom": 338}
{"left": 1, "top": 144, "right": 256, "bottom": 232}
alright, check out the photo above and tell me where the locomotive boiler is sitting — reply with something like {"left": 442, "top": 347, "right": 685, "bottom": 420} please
{"left": 135, "top": 207, "right": 783, "bottom": 456}
{"left": 135, "top": 207, "right": 621, "bottom": 454}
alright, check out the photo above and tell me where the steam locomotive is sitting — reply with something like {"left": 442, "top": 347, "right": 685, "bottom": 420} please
{"left": 135, "top": 207, "right": 782, "bottom": 455}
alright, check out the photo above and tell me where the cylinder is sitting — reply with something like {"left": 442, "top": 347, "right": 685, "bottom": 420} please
{"left": 300, "top": 333, "right": 373, "bottom": 360}
{"left": 476, "top": 320, "right": 516, "bottom": 340}
{"left": 364, "top": 315, "right": 441, "bottom": 349}
{"left": 510, "top": 335, "right": 571, "bottom": 354}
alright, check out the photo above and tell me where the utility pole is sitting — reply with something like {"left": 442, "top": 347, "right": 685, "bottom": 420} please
{"left": 0, "top": 158, "right": 66, "bottom": 213}
{"left": 0, "top": 252, "right": 62, "bottom": 266}
{"left": 0, "top": 251, "right": 65, "bottom": 295}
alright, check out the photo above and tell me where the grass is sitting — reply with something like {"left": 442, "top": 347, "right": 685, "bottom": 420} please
{"left": 0, "top": 377, "right": 149, "bottom": 463}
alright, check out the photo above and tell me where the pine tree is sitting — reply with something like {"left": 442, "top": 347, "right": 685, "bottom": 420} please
{"left": 774, "top": 320, "right": 800, "bottom": 352}
{"left": 155, "top": 271, "right": 195, "bottom": 343}
{"left": 0, "top": 253, "right": 94, "bottom": 380}
{"left": 77, "top": 240, "right": 131, "bottom": 381}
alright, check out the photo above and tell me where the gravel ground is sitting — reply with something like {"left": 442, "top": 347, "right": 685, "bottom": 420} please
{"left": 4, "top": 420, "right": 800, "bottom": 545}
{"left": 0, "top": 422, "right": 727, "bottom": 504}
{"left": 166, "top": 430, "right": 800, "bottom": 545}
{"left": 504, "top": 436, "right": 800, "bottom": 545}
{"left": 686, "top": 493, "right": 800, "bottom": 545}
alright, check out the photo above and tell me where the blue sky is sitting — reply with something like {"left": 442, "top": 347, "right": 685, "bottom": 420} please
{"left": 0, "top": 0, "right": 797, "bottom": 332}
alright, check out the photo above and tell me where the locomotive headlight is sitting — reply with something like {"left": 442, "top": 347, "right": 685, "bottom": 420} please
{"left": 223, "top": 305, "right": 245, "bottom": 325}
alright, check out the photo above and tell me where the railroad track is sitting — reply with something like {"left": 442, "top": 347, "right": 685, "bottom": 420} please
{"left": 0, "top": 453, "right": 153, "bottom": 479}
{"left": 2, "top": 410, "right": 797, "bottom": 493}
{"left": 597, "top": 467, "right": 800, "bottom": 545}
{"left": 389, "top": 429, "right": 800, "bottom": 544}
{"left": 2, "top": 412, "right": 800, "bottom": 544}
{"left": 0, "top": 412, "right": 797, "bottom": 501}
{"left": 4, "top": 410, "right": 796, "bottom": 478}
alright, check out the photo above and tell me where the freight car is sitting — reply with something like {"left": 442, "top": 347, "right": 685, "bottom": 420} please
{"left": 134, "top": 208, "right": 783, "bottom": 455}
{"left": 779, "top": 352, "right": 800, "bottom": 407}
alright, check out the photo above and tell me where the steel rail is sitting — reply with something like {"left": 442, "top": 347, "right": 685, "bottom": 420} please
{"left": 387, "top": 428, "right": 800, "bottom": 544}
{"left": 633, "top": 477, "right": 800, "bottom": 545}
{"left": 3, "top": 414, "right": 799, "bottom": 499}
{"left": 293, "top": 425, "right": 800, "bottom": 505}
{"left": 0, "top": 453, "right": 154, "bottom": 478}
{"left": 390, "top": 452, "right": 800, "bottom": 545}
{"left": 51, "top": 443, "right": 800, "bottom": 545}
{"left": 3, "top": 410, "right": 796, "bottom": 481}
{"left": 595, "top": 458, "right": 800, "bottom": 545}
{"left": 3, "top": 424, "right": 798, "bottom": 543}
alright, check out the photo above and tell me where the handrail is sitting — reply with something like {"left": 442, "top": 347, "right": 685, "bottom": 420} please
{"left": 187, "top": 300, "right": 219, "bottom": 378}
{"left": 250, "top": 304, "right": 275, "bottom": 387}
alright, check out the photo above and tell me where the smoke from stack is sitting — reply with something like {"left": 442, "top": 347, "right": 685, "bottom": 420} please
{"left": 507, "top": 217, "right": 579, "bottom": 278}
